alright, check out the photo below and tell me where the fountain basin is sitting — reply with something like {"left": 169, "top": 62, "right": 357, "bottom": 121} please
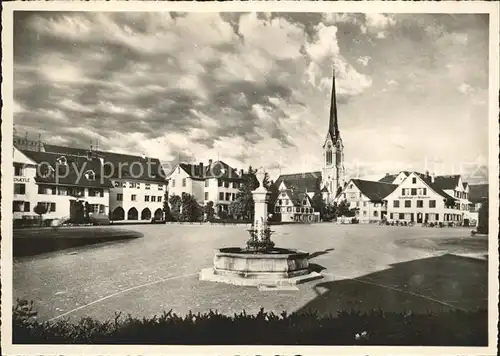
{"left": 199, "top": 247, "right": 323, "bottom": 286}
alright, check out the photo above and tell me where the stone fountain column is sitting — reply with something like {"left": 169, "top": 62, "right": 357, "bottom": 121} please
{"left": 247, "top": 168, "right": 275, "bottom": 251}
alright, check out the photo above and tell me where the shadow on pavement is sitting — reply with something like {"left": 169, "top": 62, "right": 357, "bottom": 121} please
{"left": 298, "top": 253, "right": 488, "bottom": 316}
{"left": 308, "top": 248, "right": 335, "bottom": 260}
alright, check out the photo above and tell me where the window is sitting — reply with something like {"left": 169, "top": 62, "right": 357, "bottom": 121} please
{"left": 225, "top": 193, "right": 231, "bottom": 201}
{"left": 275, "top": 206, "right": 280, "bottom": 213}
{"left": 205, "top": 192, "right": 209, "bottom": 200}
{"left": 363, "top": 201, "right": 367, "bottom": 207}
{"left": 363, "top": 211, "right": 367, "bottom": 216}
{"left": 399, "top": 213, "right": 405, "bottom": 219}
{"left": 390, "top": 213, "right": 393, "bottom": 219}
{"left": 14, "top": 164, "right": 24, "bottom": 176}
{"left": 412, "top": 177, "right": 417, "bottom": 184}
{"left": 205, "top": 180, "right": 209, "bottom": 187}
{"left": 114, "top": 181, "right": 121, "bottom": 188}
{"left": 171, "top": 179, "right": 176, "bottom": 188}
{"left": 402, "top": 189, "right": 405, "bottom": 196}
{"left": 151, "top": 196, "right": 156, "bottom": 202}
{"left": 88, "top": 189, "right": 103, "bottom": 197}
{"left": 58, "top": 187, "right": 68, "bottom": 196}
{"left": 393, "top": 201, "right": 400, "bottom": 208}
{"left": 278, "top": 199, "right": 282, "bottom": 205}
{"left": 145, "top": 184, "right": 151, "bottom": 190}
{"left": 416, "top": 200, "right": 423, "bottom": 208}
{"left": 158, "top": 196, "right": 162, "bottom": 202}
{"left": 218, "top": 179, "right": 223, "bottom": 187}
{"left": 24, "top": 202, "right": 30, "bottom": 212}
{"left": 158, "top": 184, "right": 163, "bottom": 190}
{"left": 296, "top": 207, "right": 300, "bottom": 213}
{"left": 84, "top": 170, "right": 96, "bottom": 181}
{"left": 145, "top": 195, "right": 150, "bottom": 202}
{"left": 423, "top": 188, "right": 427, "bottom": 195}
{"left": 219, "top": 192, "right": 224, "bottom": 200}
{"left": 131, "top": 194, "right": 137, "bottom": 201}
{"left": 349, "top": 184, "right": 353, "bottom": 189}
{"left": 285, "top": 199, "right": 289, "bottom": 205}
{"left": 14, "top": 183, "right": 26, "bottom": 195}
{"left": 411, "top": 188, "right": 417, "bottom": 196}
{"left": 224, "top": 181, "right": 229, "bottom": 188}
{"left": 373, "top": 211, "right": 378, "bottom": 217}
{"left": 405, "top": 200, "right": 411, "bottom": 208}
{"left": 117, "top": 193, "right": 123, "bottom": 201}
{"left": 232, "top": 193, "right": 236, "bottom": 201}
{"left": 429, "top": 200, "right": 436, "bottom": 208}
{"left": 129, "top": 182, "right": 134, "bottom": 188}
{"left": 182, "top": 178, "right": 186, "bottom": 187}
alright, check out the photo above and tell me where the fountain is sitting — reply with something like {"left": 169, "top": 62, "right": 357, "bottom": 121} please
{"left": 199, "top": 168, "right": 323, "bottom": 286}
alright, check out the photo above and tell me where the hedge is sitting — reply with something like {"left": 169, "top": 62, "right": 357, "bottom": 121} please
{"left": 13, "top": 300, "right": 487, "bottom": 345}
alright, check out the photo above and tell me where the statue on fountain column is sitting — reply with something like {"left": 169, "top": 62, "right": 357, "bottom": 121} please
{"left": 246, "top": 167, "right": 275, "bottom": 252}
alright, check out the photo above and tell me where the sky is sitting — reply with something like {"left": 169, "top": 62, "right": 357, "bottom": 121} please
{"left": 13, "top": 12, "right": 490, "bottom": 183}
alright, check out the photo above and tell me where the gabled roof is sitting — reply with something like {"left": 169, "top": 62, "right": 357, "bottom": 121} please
{"left": 43, "top": 144, "right": 167, "bottom": 183}
{"left": 21, "top": 150, "right": 113, "bottom": 189}
{"left": 275, "top": 171, "right": 322, "bottom": 194}
{"left": 378, "top": 171, "right": 410, "bottom": 184}
{"left": 177, "top": 160, "right": 242, "bottom": 181}
{"left": 351, "top": 179, "right": 398, "bottom": 202}
{"left": 281, "top": 189, "right": 312, "bottom": 207}
{"left": 412, "top": 173, "right": 457, "bottom": 200}
{"left": 431, "top": 174, "right": 461, "bottom": 191}
{"left": 469, "top": 183, "right": 489, "bottom": 203}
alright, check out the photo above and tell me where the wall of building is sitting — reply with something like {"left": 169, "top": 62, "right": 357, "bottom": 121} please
{"left": 333, "top": 181, "right": 386, "bottom": 223}
{"left": 385, "top": 173, "right": 468, "bottom": 224}
{"left": 109, "top": 179, "right": 166, "bottom": 221}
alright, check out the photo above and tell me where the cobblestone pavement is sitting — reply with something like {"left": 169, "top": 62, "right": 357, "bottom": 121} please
{"left": 12, "top": 224, "right": 489, "bottom": 322}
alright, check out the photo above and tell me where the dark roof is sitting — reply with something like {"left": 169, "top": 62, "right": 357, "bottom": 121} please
{"left": 432, "top": 175, "right": 461, "bottom": 190}
{"left": 351, "top": 179, "right": 398, "bottom": 201}
{"left": 275, "top": 171, "right": 322, "bottom": 194}
{"left": 21, "top": 150, "right": 113, "bottom": 189}
{"left": 177, "top": 160, "right": 242, "bottom": 181}
{"left": 413, "top": 173, "right": 458, "bottom": 200}
{"left": 469, "top": 184, "right": 489, "bottom": 203}
{"left": 43, "top": 144, "right": 167, "bottom": 183}
{"left": 379, "top": 174, "right": 398, "bottom": 184}
{"left": 378, "top": 171, "right": 410, "bottom": 183}
{"left": 282, "top": 189, "right": 312, "bottom": 206}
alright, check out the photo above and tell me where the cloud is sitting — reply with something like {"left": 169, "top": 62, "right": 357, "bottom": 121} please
{"left": 356, "top": 56, "right": 371, "bottom": 66}
{"left": 13, "top": 12, "right": 488, "bottom": 180}
{"left": 458, "top": 82, "right": 473, "bottom": 95}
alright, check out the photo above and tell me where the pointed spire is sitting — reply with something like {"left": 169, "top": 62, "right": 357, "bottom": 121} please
{"left": 328, "top": 65, "right": 339, "bottom": 141}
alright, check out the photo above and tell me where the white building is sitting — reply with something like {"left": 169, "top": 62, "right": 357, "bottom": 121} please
{"left": 333, "top": 179, "right": 398, "bottom": 223}
{"left": 167, "top": 159, "right": 243, "bottom": 215}
{"left": 13, "top": 146, "right": 112, "bottom": 222}
{"left": 273, "top": 172, "right": 321, "bottom": 223}
{"left": 42, "top": 144, "right": 168, "bottom": 222}
{"left": 384, "top": 172, "right": 472, "bottom": 224}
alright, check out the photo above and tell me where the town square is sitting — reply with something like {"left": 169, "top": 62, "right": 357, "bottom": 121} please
{"left": 3, "top": 4, "right": 497, "bottom": 352}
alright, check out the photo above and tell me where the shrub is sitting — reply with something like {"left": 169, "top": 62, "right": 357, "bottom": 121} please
{"left": 12, "top": 300, "right": 487, "bottom": 346}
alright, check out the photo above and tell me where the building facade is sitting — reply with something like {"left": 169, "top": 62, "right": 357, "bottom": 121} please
{"left": 384, "top": 172, "right": 472, "bottom": 224}
{"left": 167, "top": 159, "right": 243, "bottom": 215}
{"left": 334, "top": 179, "right": 397, "bottom": 223}
{"left": 13, "top": 146, "right": 112, "bottom": 222}
{"left": 42, "top": 144, "right": 167, "bottom": 222}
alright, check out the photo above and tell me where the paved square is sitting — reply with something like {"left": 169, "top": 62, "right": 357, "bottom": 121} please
{"left": 13, "top": 224, "right": 488, "bottom": 322}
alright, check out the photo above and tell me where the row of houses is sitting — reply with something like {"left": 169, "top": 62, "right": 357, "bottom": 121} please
{"left": 12, "top": 134, "right": 488, "bottom": 226}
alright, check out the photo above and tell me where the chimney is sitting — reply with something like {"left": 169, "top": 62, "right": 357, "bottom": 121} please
{"left": 208, "top": 159, "right": 213, "bottom": 167}
{"left": 385, "top": 173, "right": 390, "bottom": 176}
{"left": 240, "top": 169, "right": 244, "bottom": 177}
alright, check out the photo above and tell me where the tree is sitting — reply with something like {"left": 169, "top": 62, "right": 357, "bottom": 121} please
{"left": 168, "top": 194, "right": 182, "bottom": 221}
{"left": 33, "top": 203, "right": 49, "bottom": 226}
{"left": 204, "top": 201, "right": 215, "bottom": 222}
{"left": 228, "top": 199, "right": 246, "bottom": 220}
{"left": 163, "top": 189, "right": 171, "bottom": 222}
{"left": 266, "top": 177, "right": 280, "bottom": 219}
{"left": 337, "top": 199, "right": 355, "bottom": 217}
{"left": 235, "top": 166, "right": 259, "bottom": 220}
{"left": 180, "top": 193, "right": 202, "bottom": 222}
{"left": 477, "top": 199, "right": 489, "bottom": 234}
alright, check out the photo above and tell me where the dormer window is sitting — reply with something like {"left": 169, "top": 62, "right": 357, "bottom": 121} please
{"left": 56, "top": 156, "right": 67, "bottom": 166}
{"left": 39, "top": 164, "right": 54, "bottom": 178}
{"left": 84, "top": 170, "right": 96, "bottom": 181}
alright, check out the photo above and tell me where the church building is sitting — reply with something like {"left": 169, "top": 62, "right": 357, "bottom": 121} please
{"left": 272, "top": 68, "right": 346, "bottom": 221}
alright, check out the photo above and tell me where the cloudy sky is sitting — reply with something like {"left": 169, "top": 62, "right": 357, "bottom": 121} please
{"left": 13, "top": 12, "right": 489, "bottom": 182}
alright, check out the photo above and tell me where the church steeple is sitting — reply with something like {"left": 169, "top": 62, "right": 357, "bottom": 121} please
{"left": 328, "top": 67, "right": 340, "bottom": 142}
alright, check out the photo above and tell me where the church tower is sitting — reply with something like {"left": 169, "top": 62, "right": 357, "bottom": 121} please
{"left": 321, "top": 67, "right": 345, "bottom": 202}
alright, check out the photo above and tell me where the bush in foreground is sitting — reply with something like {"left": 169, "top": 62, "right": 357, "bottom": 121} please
{"left": 13, "top": 299, "right": 487, "bottom": 345}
